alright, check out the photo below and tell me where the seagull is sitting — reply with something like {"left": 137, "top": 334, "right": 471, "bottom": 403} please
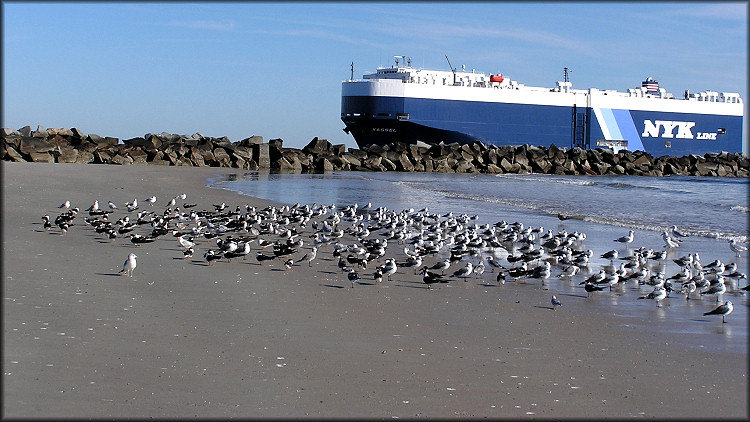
{"left": 119, "top": 253, "right": 137, "bottom": 277}
{"left": 638, "top": 286, "right": 667, "bottom": 307}
{"left": 600, "top": 249, "right": 618, "bottom": 262}
{"left": 86, "top": 200, "right": 100, "bottom": 212}
{"left": 452, "top": 261, "right": 473, "bottom": 281}
{"left": 662, "top": 230, "right": 680, "bottom": 249}
{"left": 580, "top": 269, "right": 606, "bottom": 286}
{"left": 166, "top": 197, "right": 177, "bottom": 208}
{"left": 700, "top": 277, "right": 726, "bottom": 302}
{"left": 729, "top": 239, "right": 747, "bottom": 257}
{"left": 429, "top": 259, "right": 451, "bottom": 275}
{"left": 58, "top": 200, "right": 71, "bottom": 209}
{"left": 473, "top": 261, "right": 486, "bottom": 278}
{"left": 178, "top": 235, "right": 196, "bottom": 250}
{"left": 551, "top": 295, "right": 562, "bottom": 310}
{"left": 557, "top": 265, "right": 579, "bottom": 279}
{"left": 670, "top": 225, "right": 689, "bottom": 239}
{"left": 300, "top": 247, "right": 317, "bottom": 267}
{"left": 107, "top": 201, "right": 118, "bottom": 210}
{"left": 382, "top": 259, "right": 398, "bottom": 281}
{"left": 126, "top": 198, "right": 138, "bottom": 212}
{"left": 144, "top": 196, "right": 157, "bottom": 206}
{"left": 703, "top": 301, "right": 733, "bottom": 323}
{"left": 284, "top": 258, "right": 294, "bottom": 271}
{"left": 614, "top": 230, "right": 634, "bottom": 246}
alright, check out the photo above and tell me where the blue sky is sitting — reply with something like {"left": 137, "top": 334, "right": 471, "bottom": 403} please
{"left": 3, "top": 2, "right": 747, "bottom": 150}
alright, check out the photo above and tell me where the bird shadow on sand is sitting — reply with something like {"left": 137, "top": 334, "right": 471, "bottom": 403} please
{"left": 357, "top": 281, "right": 376, "bottom": 286}
{"left": 96, "top": 272, "right": 124, "bottom": 277}
{"left": 560, "top": 293, "right": 588, "bottom": 299}
{"left": 533, "top": 305, "right": 556, "bottom": 310}
{"left": 395, "top": 283, "right": 432, "bottom": 290}
{"left": 322, "top": 284, "right": 345, "bottom": 289}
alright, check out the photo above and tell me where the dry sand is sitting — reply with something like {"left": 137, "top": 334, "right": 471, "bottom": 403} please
{"left": 2, "top": 162, "right": 747, "bottom": 418}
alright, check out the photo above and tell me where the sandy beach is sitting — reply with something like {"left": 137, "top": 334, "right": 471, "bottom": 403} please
{"left": 2, "top": 162, "right": 747, "bottom": 419}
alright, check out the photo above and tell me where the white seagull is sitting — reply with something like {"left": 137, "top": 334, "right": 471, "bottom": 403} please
{"left": 729, "top": 239, "right": 747, "bottom": 257}
{"left": 144, "top": 196, "right": 157, "bottom": 206}
{"left": 662, "top": 230, "right": 680, "bottom": 249}
{"left": 107, "top": 201, "right": 118, "bottom": 210}
{"left": 703, "top": 301, "right": 733, "bottom": 323}
{"left": 670, "top": 225, "right": 689, "bottom": 239}
{"left": 86, "top": 200, "right": 100, "bottom": 212}
{"left": 119, "top": 253, "right": 137, "bottom": 277}
{"left": 551, "top": 295, "right": 562, "bottom": 310}
{"left": 58, "top": 200, "right": 71, "bottom": 209}
{"left": 614, "top": 230, "right": 634, "bottom": 246}
{"left": 638, "top": 286, "right": 667, "bottom": 307}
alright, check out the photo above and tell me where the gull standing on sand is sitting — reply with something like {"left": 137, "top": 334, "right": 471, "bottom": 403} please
{"left": 59, "top": 200, "right": 71, "bottom": 209}
{"left": 107, "top": 201, "right": 118, "bottom": 210}
{"left": 700, "top": 277, "right": 726, "bottom": 302}
{"left": 86, "top": 200, "right": 100, "bottom": 212}
{"left": 600, "top": 249, "right": 618, "bottom": 262}
{"left": 551, "top": 295, "right": 562, "bottom": 310}
{"left": 300, "top": 247, "right": 317, "bottom": 267}
{"left": 638, "top": 286, "right": 667, "bottom": 307}
{"left": 663, "top": 230, "right": 680, "bottom": 249}
{"left": 119, "top": 253, "right": 137, "bottom": 277}
{"left": 452, "top": 261, "right": 473, "bottom": 281}
{"left": 729, "top": 239, "right": 747, "bottom": 257}
{"left": 670, "top": 225, "right": 689, "bottom": 239}
{"left": 145, "top": 196, "right": 157, "bottom": 206}
{"left": 703, "top": 301, "right": 733, "bottom": 323}
{"left": 614, "top": 230, "right": 634, "bottom": 246}
{"left": 126, "top": 198, "right": 138, "bottom": 212}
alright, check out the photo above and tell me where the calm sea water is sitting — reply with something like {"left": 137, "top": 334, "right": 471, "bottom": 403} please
{"left": 210, "top": 171, "right": 749, "bottom": 354}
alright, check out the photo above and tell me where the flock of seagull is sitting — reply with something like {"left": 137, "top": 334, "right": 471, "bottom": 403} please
{"left": 43, "top": 193, "right": 748, "bottom": 324}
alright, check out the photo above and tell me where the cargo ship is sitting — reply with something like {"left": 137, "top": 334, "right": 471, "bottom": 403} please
{"left": 341, "top": 56, "right": 744, "bottom": 157}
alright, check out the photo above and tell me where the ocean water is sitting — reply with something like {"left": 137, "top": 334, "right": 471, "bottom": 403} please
{"left": 210, "top": 171, "right": 748, "bottom": 354}
{"left": 213, "top": 172, "right": 748, "bottom": 241}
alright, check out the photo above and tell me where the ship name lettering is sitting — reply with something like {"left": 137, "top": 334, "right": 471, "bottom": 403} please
{"left": 696, "top": 132, "right": 717, "bottom": 140}
{"left": 642, "top": 120, "right": 695, "bottom": 139}
{"left": 372, "top": 127, "right": 396, "bottom": 133}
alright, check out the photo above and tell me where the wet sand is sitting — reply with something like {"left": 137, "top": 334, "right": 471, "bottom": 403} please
{"left": 2, "top": 162, "right": 747, "bottom": 418}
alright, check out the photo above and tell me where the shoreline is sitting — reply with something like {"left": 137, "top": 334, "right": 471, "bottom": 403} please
{"left": 3, "top": 162, "right": 747, "bottom": 418}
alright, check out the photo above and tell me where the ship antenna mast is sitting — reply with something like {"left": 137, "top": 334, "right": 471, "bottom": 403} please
{"left": 445, "top": 55, "right": 457, "bottom": 85}
{"left": 563, "top": 67, "right": 570, "bottom": 83}
{"left": 350, "top": 62, "right": 354, "bottom": 81}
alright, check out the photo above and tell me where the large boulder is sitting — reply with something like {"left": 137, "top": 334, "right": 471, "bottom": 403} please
{"left": 303, "top": 137, "right": 332, "bottom": 155}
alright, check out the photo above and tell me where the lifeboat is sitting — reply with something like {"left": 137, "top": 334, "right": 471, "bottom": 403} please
{"left": 490, "top": 74, "right": 504, "bottom": 83}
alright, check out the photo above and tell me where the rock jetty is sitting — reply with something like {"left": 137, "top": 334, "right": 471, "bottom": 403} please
{"left": 2, "top": 125, "right": 748, "bottom": 177}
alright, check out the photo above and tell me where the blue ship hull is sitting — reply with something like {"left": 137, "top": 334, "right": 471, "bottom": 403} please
{"left": 341, "top": 95, "right": 744, "bottom": 157}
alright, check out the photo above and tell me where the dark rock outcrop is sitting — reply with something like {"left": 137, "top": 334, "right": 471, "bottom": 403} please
{"left": 2, "top": 125, "right": 747, "bottom": 177}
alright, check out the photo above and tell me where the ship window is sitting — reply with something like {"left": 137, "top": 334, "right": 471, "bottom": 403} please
{"left": 377, "top": 113, "right": 390, "bottom": 117}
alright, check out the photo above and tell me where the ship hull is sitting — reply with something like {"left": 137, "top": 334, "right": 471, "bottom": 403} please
{"left": 342, "top": 82, "right": 744, "bottom": 157}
